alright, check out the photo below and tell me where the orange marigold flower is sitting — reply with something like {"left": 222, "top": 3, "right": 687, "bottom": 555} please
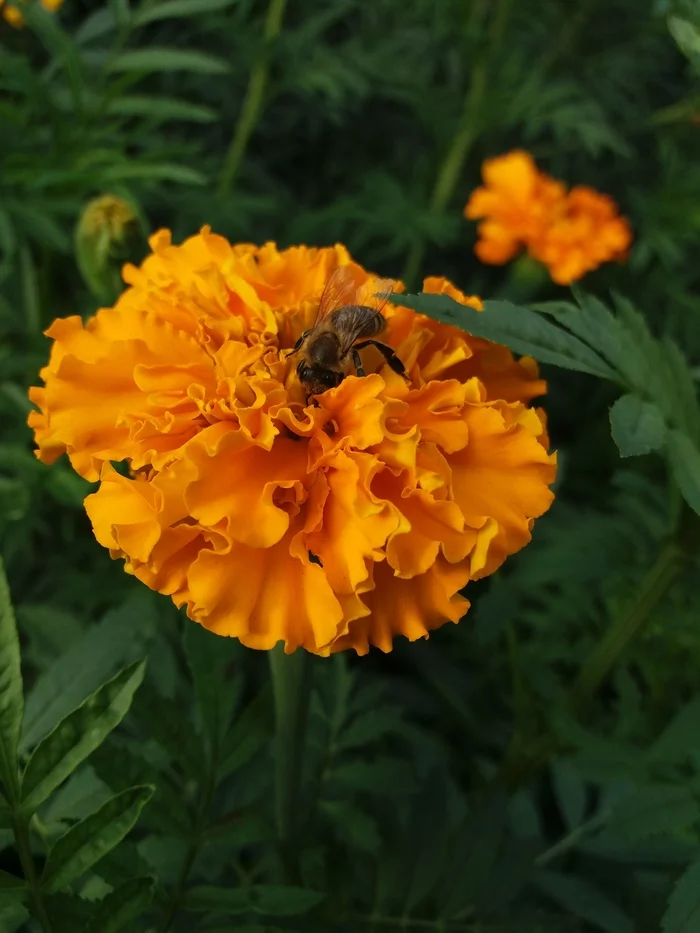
{"left": 464, "top": 151, "right": 632, "bottom": 285}
{"left": 1, "top": 0, "right": 63, "bottom": 27}
{"left": 29, "top": 229, "right": 556, "bottom": 655}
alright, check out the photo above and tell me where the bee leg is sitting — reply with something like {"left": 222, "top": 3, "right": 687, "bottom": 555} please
{"left": 354, "top": 340, "right": 409, "bottom": 380}
{"left": 285, "top": 331, "right": 309, "bottom": 358}
{"left": 351, "top": 348, "right": 367, "bottom": 377}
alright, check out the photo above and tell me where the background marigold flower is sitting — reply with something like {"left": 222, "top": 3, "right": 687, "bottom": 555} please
{"left": 1, "top": 0, "right": 62, "bottom": 27}
{"left": 29, "top": 229, "right": 556, "bottom": 655}
{"left": 464, "top": 151, "right": 632, "bottom": 285}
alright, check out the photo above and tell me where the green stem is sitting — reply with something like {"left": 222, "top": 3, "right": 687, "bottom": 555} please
{"left": 401, "top": 0, "right": 512, "bottom": 289}
{"left": 157, "top": 740, "right": 219, "bottom": 932}
{"left": 401, "top": 60, "right": 486, "bottom": 290}
{"left": 569, "top": 541, "right": 683, "bottom": 717}
{"left": 13, "top": 816, "right": 53, "bottom": 933}
{"left": 218, "top": 0, "right": 287, "bottom": 195}
{"left": 534, "top": 808, "right": 612, "bottom": 868}
{"left": 269, "top": 644, "right": 313, "bottom": 884}
{"left": 498, "top": 541, "right": 683, "bottom": 790}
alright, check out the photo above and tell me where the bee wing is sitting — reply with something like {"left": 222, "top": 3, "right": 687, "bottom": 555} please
{"left": 314, "top": 265, "right": 364, "bottom": 325}
{"left": 314, "top": 266, "right": 395, "bottom": 323}
{"left": 353, "top": 275, "right": 395, "bottom": 315}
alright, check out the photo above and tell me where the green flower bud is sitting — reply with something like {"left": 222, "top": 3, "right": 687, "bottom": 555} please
{"left": 75, "top": 194, "right": 146, "bottom": 304}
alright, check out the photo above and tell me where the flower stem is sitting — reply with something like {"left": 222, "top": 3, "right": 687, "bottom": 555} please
{"left": 156, "top": 732, "right": 219, "bottom": 932}
{"left": 269, "top": 643, "right": 313, "bottom": 884}
{"left": 401, "top": 60, "right": 486, "bottom": 290}
{"left": 218, "top": 0, "right": 287, "bottom": 195}
{"left": 13, "top": 815, "right": 53, "bottom": 933}
{"left": 400, "top": 0, "right": 512, "bottom": 289}
{"left": 498, "top": 540, "right": 684, "bottom": 790}
{"left": 568, "top": 541, "right": 683, "bottom": 717}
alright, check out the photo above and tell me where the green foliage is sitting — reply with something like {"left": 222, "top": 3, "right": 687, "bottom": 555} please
{"left": 2, "top": 0, "right": 700, "bottom": 931}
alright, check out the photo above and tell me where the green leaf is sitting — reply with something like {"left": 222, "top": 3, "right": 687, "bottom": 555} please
{"left": 84, "top": 876, "right": 155, "bottom": 933}
{"left": 393, "top": 294, "right": 616, "bottom": 380}
{"left": 0, "top": 560, "right": 23, "bottom": 804}
{"left": 666, "top": 429, "right": 700, "bottom": 516}
{"left": 106, "top": 48, "right": 230, "bottom": 75}
{"left": 534, "top": 870, "right": 634, "bottom": 933}
{"left": 551, "top": 760, "right": 587, "bottom": 830}
{"left": 647, "top": 696, "right": 700, "bottom": 765}
{"left": 21, "top": 593, "right": 154, "bottom": 752}
{"left": 217, "top": 687, "right": 273, "bottom": 780}
{"left": 0, "top": 871, "right": 26, "bottom": 891}
{"left": 185, "top": 624, "right": 240, "bottom": 755}
{"left": 41, "top": 785, "right": 153, "bottom": 893}
{"left": 98, "top": 163, "right": 208, "bottom": 185}
{"left": 320, "top": 801, "right": 381, "bottom": 852}
{"left": 662, "top": 858, "right": 700, "bottom": 933}
{"left": 183, "top": 885, "right": 325, "bottom": 915}
{"left": 134, "top": 0, "right": 240, "bottom": 25}
{"left": 105, "top": 95, "right": 218, "bottom": 123}
{"left": 669, "top": 16, "right": 700, "bottom": 63}
{"left": 439, "top": 789, "right": 507, "bottom": 916}
{"left": 0, "top": 902, "right": 29, "bottom": 932}
{"left": 609, "top": 394, "right": 667, "bottom": 458}
{"left": 74, "top": 8, "right": 116, "bottom": 43}
{"left": 21, "top": 660, "right": 146, "bottom": 815}
{"left": 606, "top": 785, "right": 698, "bottom": 839}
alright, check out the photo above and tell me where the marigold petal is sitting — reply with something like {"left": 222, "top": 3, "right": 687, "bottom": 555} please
{"left": 451, "top": 405, "right": 556, "bottom": 576}
{"left": 332, "top": 557, "right": 470, "bottom": 655}
{"left": 185, "top": 534, "right": 343, "bottom": 652}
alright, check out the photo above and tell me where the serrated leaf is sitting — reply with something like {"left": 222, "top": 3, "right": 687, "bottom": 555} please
{"left": 133, "top": 0, "right": 240, "bottom": 25}
{"left": 74, "top": 8, "right": 116, "bottom": 43}
{"left": 99, "top": 163, "right": 207, "bottom": 185}
{"left": 647, "top": 696, "right": 700, "bottom": 765}
{"left": 185, "top": 624, "right": 239, "bottom": 756}
{"left": 669, "top": 16, "right": 700, "bottom": 63}
{"left": 609, "top": 394, "right": 667, "bottom": 458}
{"left": 21, "top": 660, "right": 146, "bottom": 814}
{"left": 534, "top": 870, "right": 634, "bottom": 933}
{"left": 84, "top": 876, "right": 155, "bottom": 933}
{"left": 41, "top": 785, "right": 153, "bottom": 893}
{"left": 0, "top": 902, "right": 29, "bottom": 932}
{"left": 183, "top": 885, "right": 325, "bottom": 915}
{"left": 0, "top": 560, "right": 23, "bottom": 804}
{"left": 667, "top": 429, "right": 700, "bottom": 516}
{"left": 393, "top": 294, "right": 617, "bottom": 379}
{"left": 662, "top": 858, "right": 700, "bottom": 933}
{"left": 217, "top": 687, "right": 272, "bottom": 780}
{"left": 337, "top": 707, "right": 403, "bottom": 751}
{"left": 551, "top": 760, "right": 587, "bottom": 830}
{"left": 606, "top": 785, "right": 698, "bottom": 840}
{"left": 440, "top": 789, "right": 507, "bottom": 917}
{"left": 106, "top": 48, "right": 230, "bottom": 75}
{"left": 21, "top": 593, "right": 154, "bottom": 752}
{"left": 105, "top": 95, "right": 217, "bottom": 123}
{"left": 321, "top": 800, "right": 381, "bottom": 852}
{"left": 0, "top": 871, "right": 26, "bottom": 891}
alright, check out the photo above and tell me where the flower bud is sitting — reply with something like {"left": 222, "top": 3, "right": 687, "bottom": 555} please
{"left": 75, "top": 194, "right": 146, "bottom": 304}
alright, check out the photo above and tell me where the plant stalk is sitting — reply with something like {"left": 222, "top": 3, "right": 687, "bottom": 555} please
{"left": 569, "top": 541, "right": 683, "bottom": 717}
{"left": 401, "top": 0, "right": 512, "bottom": 289}
{"left": 498, "top": 540, "right": 683, "bottom": 790}
{"left": 13, "top": 815, "right": 54, "bottom": 933}
{"left": 218, "top": 0, "right": 287, "bottom": 195}
{"left": 269, "top": 643, "right": 313, "bottom": 884}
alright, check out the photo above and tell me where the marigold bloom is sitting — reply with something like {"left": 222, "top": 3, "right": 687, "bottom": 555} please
{"left": 29, "top": 229, "right": 556, "bottom": 655}
{"left": 1, "top": 0, "right": 63, "bottom": 27}
{"left": 464, "top": 151, "right": 632, "bottom": 285}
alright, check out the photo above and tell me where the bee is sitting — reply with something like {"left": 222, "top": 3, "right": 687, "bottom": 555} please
{"left": 288, "top": 265, "right": 409, "bottom": 399}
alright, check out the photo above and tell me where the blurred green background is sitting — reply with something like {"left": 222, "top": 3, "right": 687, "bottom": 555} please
{"left": 2, "top": 0, "right": 700, "bottom": 931}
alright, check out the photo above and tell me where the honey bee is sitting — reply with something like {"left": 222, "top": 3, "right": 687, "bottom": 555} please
{"left": 288, "top": 265, "right": 409, "bottom": 398}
